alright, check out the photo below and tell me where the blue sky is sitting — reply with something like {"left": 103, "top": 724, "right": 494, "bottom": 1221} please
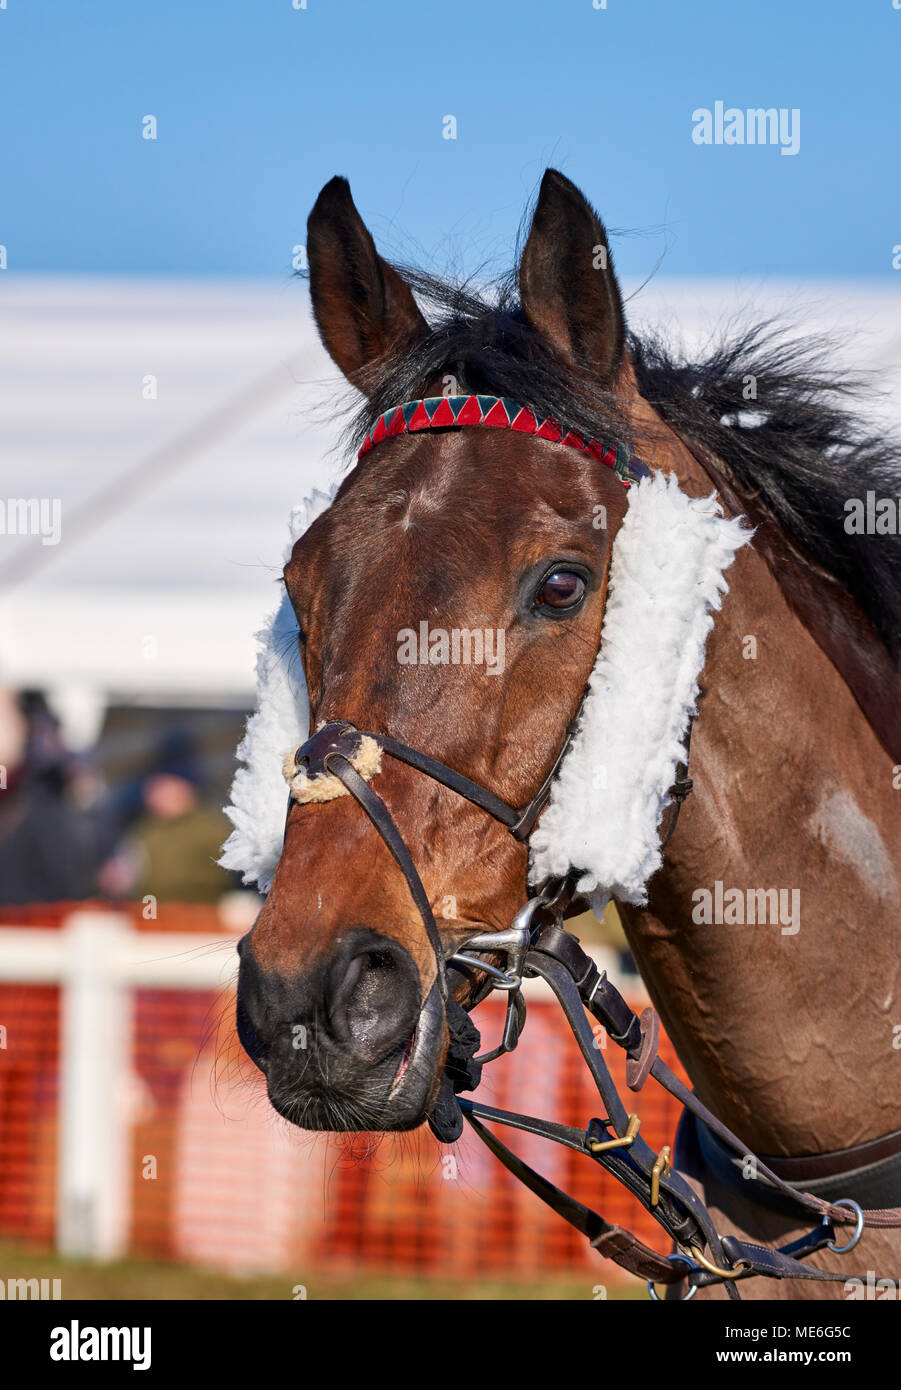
{"left": 1, "top": 0, "right": 899, "bottom": 280}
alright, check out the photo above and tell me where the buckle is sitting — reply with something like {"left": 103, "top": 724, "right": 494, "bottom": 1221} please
{"left": 680, "top": 1244, "right": 750, "bottom": 1280}
{"left": 587, "top": 1113, "right": 641, "bottom": 1153}
{"left": 650, "top": 1145, "right": 672, "bottom": 1207}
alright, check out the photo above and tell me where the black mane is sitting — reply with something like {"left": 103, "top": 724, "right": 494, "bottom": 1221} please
{"left": 349, "top": 269, "right": 900, "bottom": 666}
{"left": 630, "top": 324, "right": 901, "bottom": 664}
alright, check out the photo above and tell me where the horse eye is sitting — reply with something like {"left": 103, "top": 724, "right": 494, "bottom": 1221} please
{"left": 534, "top": 570, "right": 587, "bottom": 612}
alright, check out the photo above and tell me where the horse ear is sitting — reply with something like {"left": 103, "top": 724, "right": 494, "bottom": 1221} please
{"left": 307, "top": 176, "right": 428, "bottom": 392}
{"left": 518, "top": 169, "right": 625, "bottom": 384}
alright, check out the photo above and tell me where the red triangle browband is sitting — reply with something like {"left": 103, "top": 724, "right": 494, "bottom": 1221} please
{"left": 357, "top": 394, "right": 647, "bottom": 487}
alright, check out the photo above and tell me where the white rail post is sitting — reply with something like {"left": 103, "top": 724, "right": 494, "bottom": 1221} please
{"left": 56, "top": 911, "right": 131, "bottom": 1261}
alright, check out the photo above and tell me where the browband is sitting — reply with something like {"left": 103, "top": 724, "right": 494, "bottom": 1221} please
{"left": 358, "top": 394, "right": 647, "bottom": 487}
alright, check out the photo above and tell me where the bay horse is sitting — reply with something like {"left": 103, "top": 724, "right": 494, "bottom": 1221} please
{"left": 231, "top": 169, "right": 901, "bottom": 1299}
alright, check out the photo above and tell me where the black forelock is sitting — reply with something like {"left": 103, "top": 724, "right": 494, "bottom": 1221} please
{"left": 347, "top": 266, "right": 635, "bottom": 457}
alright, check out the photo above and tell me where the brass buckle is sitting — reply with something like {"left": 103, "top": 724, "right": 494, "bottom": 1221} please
{"left": 681, "top": 1245, "right": 750, "bottom": 1280}
{"left": 587, "top": 1112, "right": 641, "bottom": 1153}
{"left": 650, "top": 1145, "right": 672, "bottom": 1207}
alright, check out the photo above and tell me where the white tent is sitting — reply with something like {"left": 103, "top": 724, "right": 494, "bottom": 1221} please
{"left": 1, "top": 275, "right": 898, "bottom": 742}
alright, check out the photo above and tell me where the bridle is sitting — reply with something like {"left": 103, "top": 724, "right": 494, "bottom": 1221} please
{"left": 284, "top": 394, "right": 901, "bottom": 1299}
{"left": 284, "top": 710, "right": 587, "bottom": 1003}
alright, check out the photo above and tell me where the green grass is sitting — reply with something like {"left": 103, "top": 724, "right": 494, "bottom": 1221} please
{"left": 0, "top": 1239, "right": 645, "bottom": 1301}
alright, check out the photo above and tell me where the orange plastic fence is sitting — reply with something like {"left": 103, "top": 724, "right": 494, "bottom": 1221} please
{"left": 0, "top": 905, "right": 690, "bottom": 1286}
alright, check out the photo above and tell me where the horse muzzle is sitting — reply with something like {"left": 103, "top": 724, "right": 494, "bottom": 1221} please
{"left": 235, "top": 929, "right": 449, "bottom": 1131}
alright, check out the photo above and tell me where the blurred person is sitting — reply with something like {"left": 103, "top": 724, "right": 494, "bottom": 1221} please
{"left": 0, "top": 687, "right": 100, "bottom": 904}
{"left": 100, "top": 729, "right": 232, "bottom": 904}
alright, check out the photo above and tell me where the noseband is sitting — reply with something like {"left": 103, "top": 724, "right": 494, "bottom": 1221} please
{"left": 286, "top": 714, "right": 583, "bottom": 1003}
{"left": 282, "top": 395, "right": 901, "bottom": 1299}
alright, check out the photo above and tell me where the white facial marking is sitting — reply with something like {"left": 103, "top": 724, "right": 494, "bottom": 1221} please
{"left": 808, "top": 788, "right": 897, "bottom": 902}
{"left": 400, "top": 477, "right": 454, "bottom": 531}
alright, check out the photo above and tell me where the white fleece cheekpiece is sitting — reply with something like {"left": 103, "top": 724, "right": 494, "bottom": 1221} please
{"left": 529, "top": 472, "right": 751, "bottom": 907}
{"left": 218, "top": 489, "right": 334, "bottom": 894}
{"left": 220, "top": 472, "right": 750, "bottom": 905}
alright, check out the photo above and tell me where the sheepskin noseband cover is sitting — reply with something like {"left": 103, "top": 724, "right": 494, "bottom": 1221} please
{"left": 220, "top": 473, "right": 750, "bottom": 902}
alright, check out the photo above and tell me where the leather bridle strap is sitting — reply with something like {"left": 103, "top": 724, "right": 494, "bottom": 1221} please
{"left": 530, "top": 923, "right": 888, "bottom": 1232}
{"left": 460, "top": 1105, "right": 855, "bottom": 1290}
{"left": 286, "top": 717, "right": 578, "bottom": 1007}
{"left": 375, "top": 736, "right": 522, "bottom": 831}
{"left": 288, "top": 723, "right": 901, "bottom": 1291}
{"left": 285, "top": 709, "right": 590, "bottom": 996}
{"left": 658, "top": 713, "right": 695, "bottom": 851}
{"left": 323, "top": 753, "right": 449, "bottom": 1001}
{"left": 291, "top": 692, "right": 681, "bottom": 871}
{"left": 376, "top": 719, "right": 581, "bottom": 842}
{"left": 458, "top": 925, "right": 894, "bottom": 1293}
{"left": 462, "top": 1107, "right": 695, "bottom": 1285}
{"left": 286, "top": 731, "right": 901, "bottom": 1290}
{"left": 692, "top": 1110, "right": 901, "bottom": 1220}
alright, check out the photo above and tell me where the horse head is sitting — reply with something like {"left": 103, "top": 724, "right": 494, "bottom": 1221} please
{"left": 235, "top": 169, "right": 691, "bottom": 1134}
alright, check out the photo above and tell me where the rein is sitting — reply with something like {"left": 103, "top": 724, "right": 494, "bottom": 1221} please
{"left": 285, "top": 394, "right": 901, "bottom": 1299}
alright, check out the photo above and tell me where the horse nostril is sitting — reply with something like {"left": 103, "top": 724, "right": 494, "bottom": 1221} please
{"left": 325, "top": 930, "right": 421, "bottom": 1065}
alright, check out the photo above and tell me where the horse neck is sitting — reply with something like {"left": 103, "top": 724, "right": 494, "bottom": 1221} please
{"left": 617, "top": 414, "right": 901, "bottom": 1156}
